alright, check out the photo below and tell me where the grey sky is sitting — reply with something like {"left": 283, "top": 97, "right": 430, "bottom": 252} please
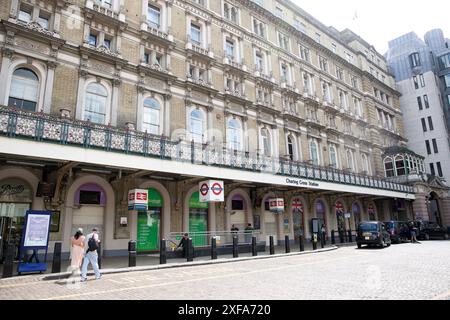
{"left": 291, "top": 0, "right": 450, "bottom": 54}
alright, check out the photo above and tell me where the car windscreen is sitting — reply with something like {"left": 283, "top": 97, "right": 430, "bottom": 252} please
{"left": 359, "top": 223, "right": 378, "bottom": 232}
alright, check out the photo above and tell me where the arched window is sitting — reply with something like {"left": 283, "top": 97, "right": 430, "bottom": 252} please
{"left": 261, "top": 127, "right": 271, "bottom": 156}
{"left": 287, "top": 135, "right": 295, "bottom": 161}
{"left": 84, "top": 83, "right": 108, "bottom": 124}
{"left": 384, "top": 157, "right": 394, "bottom": 177}
{"left": 309, "top": 139, "right": 319, "bottom": 166}
{"left": 143, "top": 98, "right": 161, "bottom": 135}
{"left": 361, "top": 153, "right": 370, "bottom": 174}
{"left": 227, "top": 118, "right": 242, "bottom": 151}
{"left": 329, "top": 145, "right": 338, "bottom": 169}
{"left": 395, "top": 156, "right": 405, "bottom": 176}
{"left": 8, "top": 68, "right": 39, "bottom": 111}
{"left": 346, "top": 149, "right": 355, "bottom": 172}
{"left": 189, "top": 109, "right": 204, "bottom": 143}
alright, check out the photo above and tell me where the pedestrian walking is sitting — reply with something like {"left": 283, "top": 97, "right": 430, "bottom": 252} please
{"left": 321, "top": 224, "right": 327, "bottom": 244}
{"left": 70, "top": 228, "right": 85, "bottom": 273}
{"left": 80, "top": 227, "right": 101, "bottom": 282}
{"left": 410, "top": 222, "right": 420, "bottom": 244}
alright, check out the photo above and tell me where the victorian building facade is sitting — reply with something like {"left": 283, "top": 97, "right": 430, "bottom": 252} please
{"left": 0, "top": 0, "right": 419, "bottom": 259}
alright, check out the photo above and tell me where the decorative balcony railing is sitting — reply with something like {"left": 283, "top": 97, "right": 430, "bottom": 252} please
{"left": 0, "top": 107, "right": 414, "bottom": 194}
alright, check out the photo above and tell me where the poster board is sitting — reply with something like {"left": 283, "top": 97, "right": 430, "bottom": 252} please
{"left": 18, "top": 211, "right": 52, "bottom": 274}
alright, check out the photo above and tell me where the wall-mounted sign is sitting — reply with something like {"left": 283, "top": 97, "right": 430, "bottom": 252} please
{"left": 128, "top": 189, "right": 148, "bottom": 211}
{"left": 0, "top": 178, "right": 32, "bottom": 203}
{"left": 199, "top": 180, "right": 224, "bottom": 202}
{"left": 292, "top": 198, "right": 303, "bottom": 214}
{"left": 269, "top": 198, "right": 285, "bottom": 214}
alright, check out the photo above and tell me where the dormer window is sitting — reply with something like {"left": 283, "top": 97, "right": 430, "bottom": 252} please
{"left": 147, "top": 4, "right": 161, "bottom": 29}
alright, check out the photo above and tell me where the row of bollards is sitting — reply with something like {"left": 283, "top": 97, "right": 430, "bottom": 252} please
{"left": 1, "top": 234, "right": 320, "bottom": 278}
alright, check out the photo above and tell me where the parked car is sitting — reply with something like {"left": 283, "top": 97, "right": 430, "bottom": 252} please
{"left": 356, "top": 221, "right": 392, "bottom": 249}
{"left": 414, "top": 221, "right": 450, "bottom": 240}
{"left": 384, "top": 221, "right": 410, "bottom": 244}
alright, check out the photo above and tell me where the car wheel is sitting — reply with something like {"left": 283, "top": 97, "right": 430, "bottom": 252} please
{"left": 443, "top": 234, "right": 449, "bottom": 241}
{"left": 424, "top": 234, "right": 430, "bottom": 241}
{"left": 357, "top": 243, "right": 362, "bottom": 249}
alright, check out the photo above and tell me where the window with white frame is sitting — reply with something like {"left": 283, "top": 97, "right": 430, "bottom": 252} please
{"left": 322, "top": 82, "right": 332, "bottom": 103}
{"left": 190, "top": 23, "right": 201, "bottom": 45}
{"left": 147, "top": 4, "right": 161, "bottom": 29}
{"left": 346, "top": 149, "right": 356, "bottom": 172}
{"left": 252, "top": 17, "right": 266, "bottom": 38}
{"left": 278, "top": 32, "right": 290, "bottom": 51}
{"left": 299, "top": 45, "right": 310, "bottom": 62}
{"left": 315, "top": 33, "right": 321, "bottom": 43}
{"left": 18, "top": 3, "right": 52, "bottom": 30}
{"left": 8, "top": 68, "right": 40, "bottom": 111}
{"left": 189, "top": 109, "right": 204, "bottom": 143}
{"left": 84, "top": 82, "right": 108, "bottom": 124}
{"left": 319, "top": 56, "right": 328, "bottom": 72}
{"left": 224, "top": 2, "right": 238, "bottom": 23}
{"left": 275, "top": 6, "right": 283, "bottom": 18}
{"left": 225, "top": 39, "right": 235, "bottom": 60}
{"left": 280, "top": 62, "right": 290, "bottom": 84}
{"left": 361, "top": 153, "right": 370, "bottom": 174}
{"left": 335, "top": 66, "right": 343, "bottom": 80}
{"left": 255, "top": 49, "right": 265, "bottom": 72}
{"left": 309, "top": 139, "right": 320, "bottom": 165}
{"left": 260, "top": 127, "right": 272, "bottom": 156}
{"left": 353, "top": 97, "right": 363, "bottom": 117}
{"left": 351, "top": 75, "right": 358, "bottom": 89}
{"left": 142, "top": 98, "right": 161, "bottom": 135}
{"left": 96, "top": 0, "right": 112, "bottom": 9}
{"left": 303, "top": 72, "right": 314, "bottom": 95}
{"left": 227, "top": 118, "right": 242, "bottom": 151}
{"left": 329, "top": 144, "right": 338, "bottom": 169}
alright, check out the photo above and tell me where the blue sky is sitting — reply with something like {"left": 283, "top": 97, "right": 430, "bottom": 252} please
{"left": 292, "top": 0, "right": 450, "bottom": 54}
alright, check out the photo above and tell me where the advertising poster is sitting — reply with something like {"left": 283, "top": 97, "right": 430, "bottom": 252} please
{"left": 23, "top": 212, "right": 51, "bottom": 248}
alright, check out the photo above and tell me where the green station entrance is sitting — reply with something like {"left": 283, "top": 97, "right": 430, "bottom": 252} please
{"left": 137, "top": 188, "right": 162, "bottom": 252}
{"left": 189, "top": 191, "right": 208, "bottom": 247}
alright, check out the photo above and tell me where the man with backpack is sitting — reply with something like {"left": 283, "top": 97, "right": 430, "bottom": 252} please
{"left": 80, "top": 227, "right": 101, "bottom": 282}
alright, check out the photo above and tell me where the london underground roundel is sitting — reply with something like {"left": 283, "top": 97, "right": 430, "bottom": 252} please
{"left": 200, "top": 183, "right": 209, "bottom": 196}
{"left": 211, "top": 183, "right": 223, "bottom": 196}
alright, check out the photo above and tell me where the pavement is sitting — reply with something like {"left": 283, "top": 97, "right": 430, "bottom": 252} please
{"left": 1, "top": 241, "right": 450, "bottom": 300}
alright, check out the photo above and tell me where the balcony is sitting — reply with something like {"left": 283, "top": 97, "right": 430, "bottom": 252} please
{"left": 280, "top": 81, "right": 302, "bottom": 98}
{"left": 254, "top": 98, "right": 277, "bottom": 114}
{"left": 185, "top": 36, "right": 214, "bottom": 61}
{"left": 0, "top": 106, "right": 414, "bottom": 195}
{"left": 140, "top": 25, "right": 174, "bottom": 46}
{"left": 85, "top": 0, "right": 126, "bottom": 27}
{"left": 325, "top": 122, "right": 340, "bottom": 135}
{"left": 305, "top": 117, "right": 325, "bottom": 129}
{"left": 223, "top": 57, "right": 248, "bottom": 74}
{"left": 355, "top": 114, "right": 368, "bottom": 124}
{"left": 302, "top": 89, "right": 320, "bottom": 105}
{"left": 224, "top": 88, "right": 249, "bottom": 105}
{"left": 137, "top": 62, "right": 176, "bottom": 82}
{"left": 254, "top": 69, "right": 277, "bottom": 87}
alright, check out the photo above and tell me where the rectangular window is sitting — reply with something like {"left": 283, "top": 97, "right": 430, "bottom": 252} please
{"left": 424, "top": 95, "right": 430, "bottom": 108}
{"left": 437, "top": 162, "right": 443, "bottom": 177}
{"left": 253, "top": 18, "right": 265, "bottom": 38}
{"left": 432, "top": 139, "right": 438, "bottom": 153}
{"left": 18, "top": 8, "right": 32, "bottom": 23}
{"left": 144, "top": 52, "right": 150, "bottom": 64}
{"left": 417, "top": 96, "right": 423, "bottom": 110}
{"left": 300, "top": 45, "right": 310, "bottom": 62}
{"left": 315, "top": 33, "right": 321, "bottom": 43}
{"left": 225, "top": 40, "right": 234, "bottom": 59}
{"left": 89, "top": 34, "right": 98, "bottom": 46}
{"left": 428, "top": 117, "right": 434, "bottom": 131}
{"left": 319, "top": 56, "right": 328, "bottom": 72}
{"left": 148, "top": 5, "right": 161, "bottom": 29}
{"left": 413, "top": 76, "right": 419, "bottom": 89}
{"left": 421, "top": 118, "right": 427, "bottom": 132}
{"left": 410, "top": 52, "right": 421, "bottom": 68}
{"left": 275, "top": 7, "right": 283, "bottom": 18}
{"left": 79, "top": 191, "right": 101, "bottom": 205}
{"left": 430, "top": 163, "right": 435, "bottom": 176}
{"left": 351, "top": 76, "right": 358, "bottom": 89}
{"left": 445, "top": 74, "right": 450, "bottom": 88}
{"left": 425, "top": 140, "right": 431, "bottom": 155}
{"left": 419, "top": 74, "right": 425, "bottom": 87}
{"left": 331, "top": 43, "right": 337, "bottom": 54}
{"left": 345, "top": 52, "right": 353, "bottom": 63}
{"left": 336, "top": 66, "right": 343, "bottom": 80}
{"left": 104, "top": 38, "right": 111, "bottom": 49}
{"left": 191, "top": 24, "right": 201, "bottom": 45}
{"left": 37, "top": 13, "right": 50, "bottom": 30}
{"left": 438, "top": 53, "right": 450, "bottom": 70}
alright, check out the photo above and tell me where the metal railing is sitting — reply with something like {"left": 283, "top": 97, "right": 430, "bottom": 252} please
{"left": 167, "top": 231, "right": 263, "bottom": 249}
{"left": 0, "top": 106, "right": 414, "bottom": 194}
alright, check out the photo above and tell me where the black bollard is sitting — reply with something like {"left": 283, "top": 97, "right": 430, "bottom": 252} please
{"left": 285, "top": 235, "right": 290, "bottom": 253}
{"left": 252, "top": 236, "right": 257, "bottom": 256}
{"left": 331, "top": 230, "right": 336, "bottom": 245}
{"left": 211, "top": 237, "right": 217, "bottom": 260}
{"left": 187, "top": 238, "right": 193, "bottom": 262}
{"left": 348, "top": 230, "right": 353, "bottom": 243}
{"left": 128, "top": 240, "right": 137, "bottom": 267}
{"left": 269, "top": 236, "right": 275, "bottom": 255}
{"left": 2, "top": 243, "right": 15, "bottom": 279}
{"left": 233, "top": 236, "right": 238, "bottom": 258}
{"left": 339, "top": 231, "right": 344, "bottom": 243}
{"left": 51, "top": 242, "right": 62, "bottom": 274}
{"left": 97, "top": 242, "right": 102, "bottom": 269}
{"left": 159, "top": 240, "right": 167, "bottom": 265}
{"left": 299, "top": 235, "right": 305, "bottom": 252}
{"left": 312, "top": 234, "right": 317, "bottom": 250}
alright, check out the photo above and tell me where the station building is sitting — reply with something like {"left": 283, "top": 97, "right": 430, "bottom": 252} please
{"left": 0, "top": 0, "right": 445, "bottom": 260}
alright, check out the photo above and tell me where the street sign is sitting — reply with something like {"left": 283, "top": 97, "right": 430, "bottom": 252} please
{"left": 128, "top": 189, "right": 148, "bottom": 211}
{"left": 199, "top": 180, "right": 224, "bottom": 202}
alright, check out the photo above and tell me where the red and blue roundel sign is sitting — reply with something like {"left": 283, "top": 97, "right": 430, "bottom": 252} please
{"left": 199, "top": 180, "right": 224, "bottom": 202}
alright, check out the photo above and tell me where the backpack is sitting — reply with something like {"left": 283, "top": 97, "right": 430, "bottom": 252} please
{"left": 87, "top": 235, "right": 98, "bottom": 252}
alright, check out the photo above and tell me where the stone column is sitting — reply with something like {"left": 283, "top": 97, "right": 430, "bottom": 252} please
{"left": 412, "top": 193, "right": 429, "bottom": 221}
{"left": 166, "top": 0, "right": 172, "bottom": 32}
{"left": 439, "top": 198, "right": 450, "bottom": 226}
{"left": 136, "top": 86, "right": 144, "bottom": 131}
{"left": 207, "top": 105, "right": 213, "bottom": 144}
{"left": 43, "top": 62, "right": 57, "bottom": 114}
{"left": 0, "top": 49, "right": 13, "bottom": 105}
{"left": 164, "top": 93, "right": 171, "bottom": 137}
{"left": 75, "top": 71, "right": 87, "bottom": 120}
{"left": 111, "top": 78, "right": 121, "bottom": 126}
{"left": 9, "top": 0, "right": 19, "bottom": 19}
